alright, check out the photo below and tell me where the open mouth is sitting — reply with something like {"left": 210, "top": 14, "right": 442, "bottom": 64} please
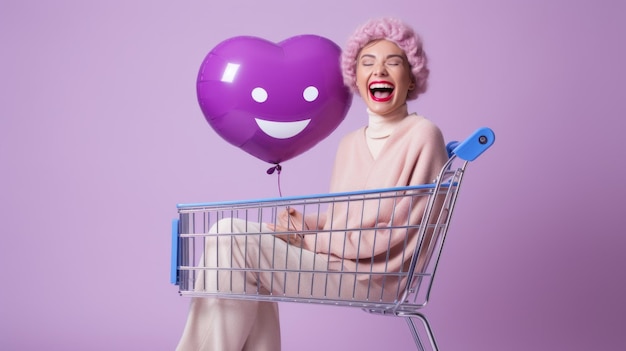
{"left": 255, "top": 118, "right": 311, "bottom": 139}
{"left": 369, "top": 81, "right": 395, "bottom": 102}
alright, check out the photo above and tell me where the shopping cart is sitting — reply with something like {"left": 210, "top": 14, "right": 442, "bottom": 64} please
{"left": 171, "top": 127, "right": 495, "bottom": 350}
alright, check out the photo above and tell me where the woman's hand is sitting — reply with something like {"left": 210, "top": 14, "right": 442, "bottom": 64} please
{"left": 268, "top": 207, "right": 306, "bottom": 247}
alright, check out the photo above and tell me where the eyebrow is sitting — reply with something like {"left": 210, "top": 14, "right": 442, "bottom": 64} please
{"left": 359, "top": 54, "right": 405, "bottom": 60}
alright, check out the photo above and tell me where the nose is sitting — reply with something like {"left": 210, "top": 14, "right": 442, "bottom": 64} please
{"left": 373, "top": 63, "right": 387, "bottom": 76}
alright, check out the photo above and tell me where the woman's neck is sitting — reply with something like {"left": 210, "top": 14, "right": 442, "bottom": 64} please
{"left": 366, "top": 105, "right": 409, "bottom": 139}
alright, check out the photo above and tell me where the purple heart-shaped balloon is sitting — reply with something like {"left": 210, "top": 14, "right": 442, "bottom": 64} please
{"left": 196, "top": 35, "right": 352, "bottom": 165}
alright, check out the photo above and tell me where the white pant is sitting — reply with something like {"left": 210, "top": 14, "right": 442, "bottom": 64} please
{"left": 176, "top": 218, "right": 379, "bottom": 351}
{"left": 176, "top": 297, "right": 281, "bottom": 351}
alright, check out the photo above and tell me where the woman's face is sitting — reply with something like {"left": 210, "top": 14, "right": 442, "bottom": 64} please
{"left": 355, "top": 40, "right": 414, "bottom": 117}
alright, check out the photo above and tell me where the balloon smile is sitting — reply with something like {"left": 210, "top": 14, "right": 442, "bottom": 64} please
{"left": 255, "top": 118, "right": 311, "bottom": 139}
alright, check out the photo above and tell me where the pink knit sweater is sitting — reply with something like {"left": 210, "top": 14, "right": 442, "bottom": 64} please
{"left": 302, "top": 113, "right": 448, "bottom": 281}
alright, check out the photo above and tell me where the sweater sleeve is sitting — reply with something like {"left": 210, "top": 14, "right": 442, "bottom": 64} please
{"left": 302, "top": 117, "right": 448, "bottom": 260}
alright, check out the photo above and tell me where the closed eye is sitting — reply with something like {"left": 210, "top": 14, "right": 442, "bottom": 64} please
{"left": 386, "top": 58, "right": 404, "bottom": 66}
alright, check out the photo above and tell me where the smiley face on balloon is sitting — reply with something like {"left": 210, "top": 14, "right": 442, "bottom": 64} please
{"left": 196, "top": 35, "right": 352, "bottom": 165}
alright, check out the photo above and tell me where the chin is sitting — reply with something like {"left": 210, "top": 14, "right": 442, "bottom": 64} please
{"left": 366, "top": 101, "right": 406, "bottom": 117}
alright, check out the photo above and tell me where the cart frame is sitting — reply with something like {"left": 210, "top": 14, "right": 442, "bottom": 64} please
{"left": 171, "top": 127, "right": 495, "bottom": 350}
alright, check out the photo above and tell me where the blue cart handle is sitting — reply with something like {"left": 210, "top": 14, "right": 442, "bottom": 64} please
{"left": 447, "top": 127, "right": 495, "bottom": 161}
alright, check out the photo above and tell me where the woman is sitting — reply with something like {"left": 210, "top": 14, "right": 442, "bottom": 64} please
{"left": 176, "top": 17, "right": 448, "bottom": 351}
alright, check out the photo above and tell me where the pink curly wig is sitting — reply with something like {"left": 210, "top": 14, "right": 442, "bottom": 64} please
{"left": 341, "top": 17, "right": 429, "bottom": 101}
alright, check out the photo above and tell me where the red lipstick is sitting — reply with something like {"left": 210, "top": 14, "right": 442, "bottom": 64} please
{"left": 368, "top": 80, "right": 395, "bottom": 102}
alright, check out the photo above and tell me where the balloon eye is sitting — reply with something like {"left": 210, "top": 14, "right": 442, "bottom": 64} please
{"left": 252, "top": 87, "right": 268, "bottom": 103}
{"left": 303, "top": 86, "right": 319, "bottom": 102}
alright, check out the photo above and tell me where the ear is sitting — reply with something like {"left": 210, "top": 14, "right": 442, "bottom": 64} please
{"left": 408, "top": 82, "right": 416, "bottom": 91}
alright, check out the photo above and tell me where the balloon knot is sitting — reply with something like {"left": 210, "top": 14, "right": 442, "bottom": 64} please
{"left": 266, "top": 164, "right": 282, "bottom": 175}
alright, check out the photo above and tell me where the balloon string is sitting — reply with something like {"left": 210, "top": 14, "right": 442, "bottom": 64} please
{"left": 277, "top": 168, "right": 283, "bottom": 197}
{"left": 266, "top": 164, "right": 283, "bottom": 197}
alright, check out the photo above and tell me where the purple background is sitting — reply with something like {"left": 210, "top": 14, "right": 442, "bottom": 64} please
{"left": 1, "top": 1, "right": 624, "bottom": 350}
